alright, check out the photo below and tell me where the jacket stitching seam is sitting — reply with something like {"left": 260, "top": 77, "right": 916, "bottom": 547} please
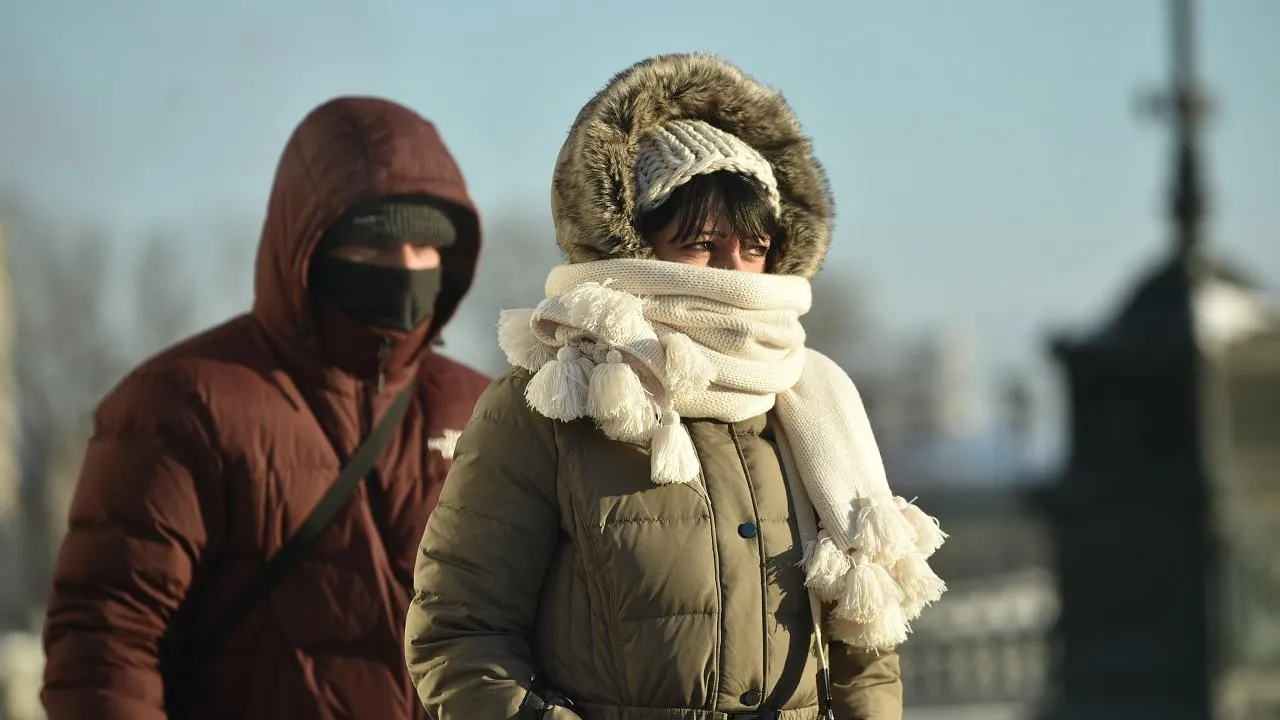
{"left": 687, "top": 427, "right": 723, "bottom": 710}
{"left": 557, "top": 427, "right": 632, "bottom": 702}
{"left": 433, "top": 500, "right": 523, "bottom": 530}
{"left": 600, "top": 516, "right": 710, "bottom": 527}
{"left": 617, "top": 611, "right": 718, "bottom": 621}
{"left": 730, "top": 425, "right": 772, "bottom": 708}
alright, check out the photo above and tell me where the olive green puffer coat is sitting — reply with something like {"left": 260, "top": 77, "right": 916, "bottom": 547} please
{"left": 405, "top": 370, "right": 901, "bottom": 719}
{"left": 407, "top": 52, "right": 906, "bottom": 720}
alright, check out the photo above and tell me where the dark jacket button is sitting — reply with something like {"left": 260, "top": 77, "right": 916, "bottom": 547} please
{"left": 740, "top": 688, "right": 763, "bottom": 705}
{"left": 737, "top": 522, "right": 758, "bottom": 539}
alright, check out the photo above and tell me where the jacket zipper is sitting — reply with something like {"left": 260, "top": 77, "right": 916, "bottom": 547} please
{"left": 358, "top": 337, "right": 394, "bottom": 556}
{"left": 376, "top": 337, "right": 391, "bottom": 394}
{"left": 366, "top": 336, "right": 392, "bottom": 430}
{"left": 355, "top": 338, "right": 393, "bottom": 490}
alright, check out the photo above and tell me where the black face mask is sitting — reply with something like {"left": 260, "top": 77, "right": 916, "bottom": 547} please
{"left": 308, "top": 256, "right": 442, "bottom": 332}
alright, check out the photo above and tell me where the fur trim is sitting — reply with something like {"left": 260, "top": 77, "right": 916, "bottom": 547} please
{"left": 551, "top": 54, "right": 834, "bottom": 279}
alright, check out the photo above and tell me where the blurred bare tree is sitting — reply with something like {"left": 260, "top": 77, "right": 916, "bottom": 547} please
{"left": 1, "top": 196, "right": 250, "bottom": 628}
{"left": 0, "top": 221, "right": 18, "bottom": 631}
{"left": 0, "top": 224, "right": 15, "bottom": 517}
{"left": 803, "top": 270, "right": 902, "bottom": 446}
{"left": 445, "top": 208, "right": 561, "bottom": 375}
{"left": 134, "top": 229, "right": 201, "bottom": 349}
{"left": 804, "top": 269, "right": 882, "bottom": 358}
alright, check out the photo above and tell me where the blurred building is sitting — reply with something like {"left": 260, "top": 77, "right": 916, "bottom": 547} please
{"left": 806, "top": 267, "right": 1057, "bottom": 716}
{"left": 1206, "top": 287, "right": 1280, "bottom": 719}
{"left": 895, "top": 473, "right": 1056, "bottom": 718}
{"left": 804, "top": 274, "right": 993, "bottom": 460}
{"left": 893, "top": 324, "right": 987, "bottom": 446}
{"left": 903, "top": 568, "right": 1057, "bottom": 714}
{"left": 1039, "top": 1, "right": 1280, "bottom": 717}
{"left": 1043, "top": 243, "right": 1279, "bottom": 719}
{"left": 803, "top": 270, "right": 900, "bottom": 437}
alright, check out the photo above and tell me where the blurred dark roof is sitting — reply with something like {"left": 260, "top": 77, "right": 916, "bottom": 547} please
{"left": 1062, "top": 247, "right": 1276, "bottom": 351}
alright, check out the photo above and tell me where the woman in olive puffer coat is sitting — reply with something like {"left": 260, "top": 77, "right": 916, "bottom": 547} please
{"left": 405, "top": 54, "right": 948, "bottom": 720}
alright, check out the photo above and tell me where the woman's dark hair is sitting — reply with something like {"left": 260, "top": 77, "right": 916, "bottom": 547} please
{"left": 638, "top": 170, "right": 783, "bottom": 265}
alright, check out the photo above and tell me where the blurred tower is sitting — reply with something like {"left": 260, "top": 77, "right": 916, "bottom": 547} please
{"left": 1001, "top": 370, "right": 1035, "bottom": 473}
{"left": 896, "top": 323, "right": 986, "bottom": 446}
{"left": 1039, "top": 1, "right": 1280, "bottom": 718}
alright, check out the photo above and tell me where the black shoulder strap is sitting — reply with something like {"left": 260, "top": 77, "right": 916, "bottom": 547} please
{"left": 171, "top": 381, "right": 417, "bottom": 687}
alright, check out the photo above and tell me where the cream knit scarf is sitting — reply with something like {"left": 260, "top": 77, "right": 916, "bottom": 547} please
{"left": 498, "top": 259, "right": 947, "bottom": 650}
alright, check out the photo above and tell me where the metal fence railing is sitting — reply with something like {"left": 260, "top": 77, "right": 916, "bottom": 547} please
{"left": 900, "top": 567, "right": 1057, "bottom": 713}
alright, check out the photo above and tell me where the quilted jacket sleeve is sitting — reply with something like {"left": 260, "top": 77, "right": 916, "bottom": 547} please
{"left": 42, "top": 371, "right": 224, "bottom": 720}
{"left": 405, "top": 370, "right": 578, "bottom": 719}
{"left": 829, "top": 641, "right": 903, "bottom": 720}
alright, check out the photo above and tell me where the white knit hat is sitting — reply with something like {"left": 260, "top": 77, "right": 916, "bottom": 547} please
{"left": 634, "top": 119, "right": 782, "bottom": 217}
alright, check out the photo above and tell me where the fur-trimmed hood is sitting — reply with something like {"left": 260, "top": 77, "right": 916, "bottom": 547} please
{"left": 551, "top": 54, "right": 834, "bottom": 278}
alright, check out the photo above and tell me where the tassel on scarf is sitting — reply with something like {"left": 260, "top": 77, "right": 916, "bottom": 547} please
{"left": 661, "top": 332, "right": 716, "bottom": 395}
{"left": 893, "top": 552, "right": 948, "bottom": 620}
{"left": 590, "top": 349, "right": 658, "bottom": 443}
{"left": 834, "top": 553, "right": 903, "bottom": 625}
{"left": 650, "top": 410, "right": 700, "bottom": 484}
{"left": 525, "top": 345, "right": 594, "bottom": 422}
{"left": 802, "top": 531, "right": 853, "bottom": 602}
{"left": 829, "top": 603, "right": 910, "bottom": 650}
{"left": 853, "top": 498, "right": 920, "bottom": 565}
{"left": 895, "top": 496, "right": 948, "bottom": 557}
{"left": 563, "top": 281, "right": 652, "bottom": 341}
{"left": 498, "top": 308, "right": 555, "bottom": 371}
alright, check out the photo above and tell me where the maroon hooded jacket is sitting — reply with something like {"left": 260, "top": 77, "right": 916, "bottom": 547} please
{"left": 41, "top": 97, "right": 490, "bottom": 719}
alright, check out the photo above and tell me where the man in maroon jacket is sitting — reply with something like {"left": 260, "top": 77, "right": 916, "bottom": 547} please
{"left": 41, "top": 97, "right": 491, "bottom": 719}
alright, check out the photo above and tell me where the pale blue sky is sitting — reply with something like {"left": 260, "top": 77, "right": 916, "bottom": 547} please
{"left": 2, "top": 0, "right": 1277, "bottom": 436}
